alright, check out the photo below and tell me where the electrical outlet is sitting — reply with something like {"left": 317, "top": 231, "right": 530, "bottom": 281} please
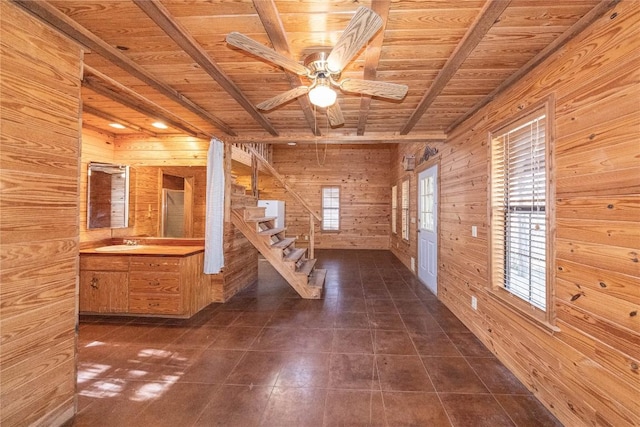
{"left": 471, "top": 225, "right": 478, "bottom": 238}
{"left": 410, "top": 257, "right": 415, "bottom": 272}
{"left": 304, "top": 235, "right": 309, "bottom": 241}
{"left": 471, "top": 296, "right": 478, "bottom": 310}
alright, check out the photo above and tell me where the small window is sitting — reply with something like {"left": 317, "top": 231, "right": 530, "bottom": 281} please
{"left": 322, "top": 186, "right": 340, "bottom": 231}
{"left": 490, "top": 101, "right": 555, "bottom": 327}
{"left": 391, "top": 185, "right": 397, "bottom": 234}
{"left": 401, "top": 179, "right": 409, "bottom": 241}
{"left": 419, "top": 174, "right": 435, "bottom": 232}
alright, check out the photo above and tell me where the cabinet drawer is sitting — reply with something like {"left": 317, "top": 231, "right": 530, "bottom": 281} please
{"left": 129, "top": 294, "right": 183, "bottom": 314}
{"left": 80, "top": 255, "right": 129, "bottom": 271}
{"left": 129, "top": 272, "right": 180, "bottom": 294}
{"left": 130, "top": 257, "right": 180, "bottom": 272}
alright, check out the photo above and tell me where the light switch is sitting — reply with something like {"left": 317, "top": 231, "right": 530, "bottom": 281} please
{"left": 471, "top": 225, "right": 478, "bottom": 238}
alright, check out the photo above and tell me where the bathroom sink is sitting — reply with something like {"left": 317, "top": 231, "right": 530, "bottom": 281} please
{"left": 94, "top": 244, "right": 144, "bottom": 252}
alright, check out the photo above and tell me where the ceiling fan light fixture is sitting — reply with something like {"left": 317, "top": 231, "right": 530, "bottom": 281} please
{"left": 308, "top": 84, "right": 337, "bottom": 108}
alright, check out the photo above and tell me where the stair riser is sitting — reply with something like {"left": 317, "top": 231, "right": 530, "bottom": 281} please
{"left": 243, "top": 206, "right": 267, "bottom": 220}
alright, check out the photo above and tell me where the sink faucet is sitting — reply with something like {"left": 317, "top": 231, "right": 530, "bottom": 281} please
{"left": 124, "top": 239, "right": 138, "bottom": 246}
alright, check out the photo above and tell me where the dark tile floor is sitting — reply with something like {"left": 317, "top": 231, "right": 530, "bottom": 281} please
{"left": 70, "top": 250, "right": 562, "bottom": 427}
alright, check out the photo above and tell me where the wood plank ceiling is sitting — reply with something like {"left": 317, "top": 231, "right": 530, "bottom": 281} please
{"left": 21, "top": 0, "right": 608, "bottom": 144}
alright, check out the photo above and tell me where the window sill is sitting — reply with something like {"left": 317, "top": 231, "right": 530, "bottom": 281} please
{"left": 487, "top": 288, "right": 560, "bottom": 335}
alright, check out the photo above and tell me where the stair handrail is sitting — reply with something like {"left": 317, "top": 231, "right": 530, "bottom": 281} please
{"left": 244, "top": 145, "right": 321, "bottom": 259}
{"left": 244, "top": 145, "right": 322, "bottom": 222}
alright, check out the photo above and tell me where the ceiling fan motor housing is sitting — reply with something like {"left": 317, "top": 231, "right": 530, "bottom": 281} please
{"left": 304, "top": 52, "right": 340, "bottom": 82}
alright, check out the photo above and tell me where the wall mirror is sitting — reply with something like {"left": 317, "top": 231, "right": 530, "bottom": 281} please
{"left": 87, "top": 162, "right": 130, "bottom": 229}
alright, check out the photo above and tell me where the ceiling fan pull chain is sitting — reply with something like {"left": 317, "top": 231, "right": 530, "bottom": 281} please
{"left": 313, "top": 103, "right": 328, "bottom": 167}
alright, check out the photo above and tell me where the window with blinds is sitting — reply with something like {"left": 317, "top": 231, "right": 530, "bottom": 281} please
{"left": 490, "top": 109, "right": 548, "bottom": 311}
{"left": 391, "top": 185, "right": 397, "bottom": 234}
{"left": 401, "top": 179, "right": 409, "bottom": 240}
{"left": 322, "top": 186, "right": 340, "bottom": 231}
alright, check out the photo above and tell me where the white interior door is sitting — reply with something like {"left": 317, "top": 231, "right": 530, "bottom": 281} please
{"left": 418, "top": 165, "right": 438, "bottom": 295}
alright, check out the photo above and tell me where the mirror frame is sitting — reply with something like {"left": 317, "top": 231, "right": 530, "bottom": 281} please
{"left": 87, "top": 162, "right": 130, "bottom": 229}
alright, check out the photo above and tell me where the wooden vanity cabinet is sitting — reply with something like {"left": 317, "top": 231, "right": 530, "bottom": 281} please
{"left": 79, "top": 250, "right": 208, "bottom": 318}
{"left": 79, "top": 256, "right": 129, "bottom": 313}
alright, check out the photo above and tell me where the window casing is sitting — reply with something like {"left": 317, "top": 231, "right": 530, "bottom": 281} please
{"left": 489, "top": 100, "right": 555, "bottom": 329}
{"left": 401, "top": 179, "right": 409, "bottom": 241}
{"left": 391, "top": 185, "right": 397, "bottom": 234}
{"left": 321, "top": 186, "right": 340, "bottom": 231}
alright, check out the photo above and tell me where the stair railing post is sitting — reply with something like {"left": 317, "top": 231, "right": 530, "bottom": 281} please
{"left": 251, "top": 153, "right": 258, "bottom": 199}
{"left": 309, "top": 213, "right": 315, "bottom": 259}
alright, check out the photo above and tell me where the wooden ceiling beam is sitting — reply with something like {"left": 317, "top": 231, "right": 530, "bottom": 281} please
{"left": 356, "top": 0, "right": 391, "bottom": 136}
{"left": 228, "top": 132, "right": 446, "bottom": 145}
{"left": 133, "top": 0, "right": 278, "bottom": 137}
{"left": 82, "top": 105, "right": 157, "bottom": 137}
{"left": 446, "top": 0, "right": 622, "bottom": 133}
{"left": 252, "top": 0, "right": 320, "bottom": 136}
{"left": 83, "top": 66, "right": 208, "bottom": 138}
{"left": 399, "top": 0, "right": 511, "bottom": 135}
{"left": 12, "top": 0, "right": 237, "bottom": 137}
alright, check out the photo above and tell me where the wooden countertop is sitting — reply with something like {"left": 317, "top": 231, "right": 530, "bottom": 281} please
{"left": 80, "top": 245, "right": 204, "bottom": 257}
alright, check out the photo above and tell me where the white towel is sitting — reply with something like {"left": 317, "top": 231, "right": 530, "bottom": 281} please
{"left": 204, "top": 137, "right": 225, "bottom": 273}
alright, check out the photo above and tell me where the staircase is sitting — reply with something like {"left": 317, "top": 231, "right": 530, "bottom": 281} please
{"left": 231, "top": 206, "right": 326, "bottom": 299}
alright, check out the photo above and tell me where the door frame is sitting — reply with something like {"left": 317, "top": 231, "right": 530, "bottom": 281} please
{"left": 416, "top": 159, "right": 440, "bottom": 296}
{"left": 158, "top": 169, "right": 194, "bottom": 237}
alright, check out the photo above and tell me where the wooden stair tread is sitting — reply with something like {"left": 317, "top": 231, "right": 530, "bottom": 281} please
{"left": 271, "top": 237, "right": 296, "bottom": 249}
{"left": 245, "top": 216, "right": 277, "bottom": 223}
{"left": 283, "top": 248, "right": 306, "bottom": 263}
{"left": 308, "top": 268, "right": 326, "bottom": 289}
{"left": 258, "top": 227, "right": 285, "bottom": 237}
{"left": 296, "top": 258, "right": 317, "bottom": 276}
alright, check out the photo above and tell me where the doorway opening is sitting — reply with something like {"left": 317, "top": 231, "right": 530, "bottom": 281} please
{"left": 160, "top": 172, "right": 194, "bottom": 237}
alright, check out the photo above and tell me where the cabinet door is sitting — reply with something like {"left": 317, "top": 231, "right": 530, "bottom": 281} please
{"left": 79, "top": 271, "right": 128, "bottom": 313}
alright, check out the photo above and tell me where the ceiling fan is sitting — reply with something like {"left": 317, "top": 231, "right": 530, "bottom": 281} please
{"left": 226, "top": 6, "right": 409, "bottom": 127}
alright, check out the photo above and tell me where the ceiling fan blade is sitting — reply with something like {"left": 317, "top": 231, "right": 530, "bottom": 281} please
{"left": 226, "top": 32, "right": 310, "bottom": 76}
{"left": 257, "top": 86, "right": 309, "bottom": 111}
{"left": 340, "top": 78, "right": 408, "bottom": 100}
{"left": 326, "top": 102, "right": 344, "bottom": 127}
{"left": 326, "top": 6, "right": 383, "bottom": 74}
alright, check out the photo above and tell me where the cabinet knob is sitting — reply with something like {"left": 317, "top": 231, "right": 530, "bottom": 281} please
{"left": 150, "top": 280, "right": 160, "bottom": 286}
{"left": 149, "top": 303, "right": 160, "bottom": 307}
{"left": 90, "top": 277, "right": 99, "bottom": 289}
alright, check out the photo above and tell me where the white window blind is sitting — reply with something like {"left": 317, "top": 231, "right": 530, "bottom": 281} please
{"left": 391, "top": 185, "right": 397, "bottom": 234}
{"left": 491, "top": 113, "right": 547, "bottom": 310}
{"left": 322, "top": 186, "right": 340, "bottom": 231}
{"left": 401, "top": 180, "right": 409, "bottom": 240}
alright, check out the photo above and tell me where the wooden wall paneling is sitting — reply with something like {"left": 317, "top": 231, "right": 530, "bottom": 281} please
{"left": 258, "top": 144, "right": 393, "bottom": 250}
{"left": 113, "top": 135, "right": 218, "bottom": 164}
{"left": 391, "top": 2, "right": 640, "bottom": 425}
{"left": 0, "top": 2, "right": 82, "bottom": 425}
